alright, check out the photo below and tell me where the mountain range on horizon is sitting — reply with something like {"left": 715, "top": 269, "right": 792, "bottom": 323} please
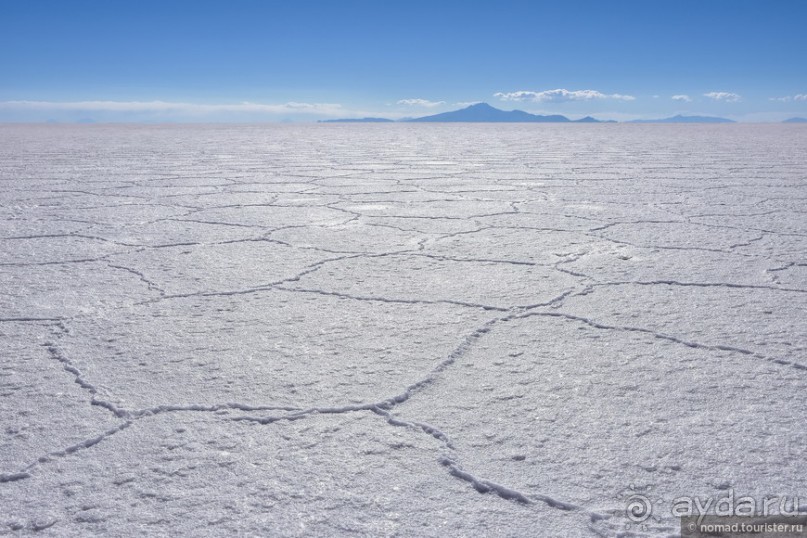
{"left": 322, "top": 103, "right": 616, "bottom": 124}
{"left": 627, "top": 114, "right": 735, "bottom": 124}
{"left": 320, "top": 103, "right": 763, "bottom": 124}
{"left": 35, "top": 104, "right": 807, "bottom": 125}
{"left": 406, "top": 103, "right": 610, "bottom": 123}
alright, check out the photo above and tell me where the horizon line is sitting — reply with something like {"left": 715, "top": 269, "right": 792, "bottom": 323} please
{"left": 1, "top": 100, "right": 805, "bottom": 124}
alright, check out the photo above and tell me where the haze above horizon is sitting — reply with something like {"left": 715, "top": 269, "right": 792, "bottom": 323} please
{"left": 2, "top": 0, "right": 806, "bottom": 123}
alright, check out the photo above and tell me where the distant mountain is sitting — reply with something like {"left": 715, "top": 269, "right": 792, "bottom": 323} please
{"left": 407, "top": 103, "right": 576, "bottom": 123}
{"left": 574, "top": 115, "right": 615, "bottom": 123}
{"left": 783, "top": 117, "right": 807, "bottom": 123}
{"left": 319, "top": 117, "right": 394, "bottom": 123}
{"left": 320, "top": 103, "right": 609, "bottom": 124}
{"left": 629, "top": 114, "right": 735, "bottom": 124}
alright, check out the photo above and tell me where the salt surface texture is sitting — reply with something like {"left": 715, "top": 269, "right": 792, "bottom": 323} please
{"left": 1, "top": 124, "right": 806, "bottom": 536}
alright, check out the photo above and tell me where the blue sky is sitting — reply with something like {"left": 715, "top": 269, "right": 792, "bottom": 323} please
{"left": 1, "top": 0, "right": 806, "bottom": 122}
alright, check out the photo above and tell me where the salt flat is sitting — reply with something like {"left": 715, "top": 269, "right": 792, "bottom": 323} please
{"left": 1, "top": 124, "right": 806, "bottom": 537}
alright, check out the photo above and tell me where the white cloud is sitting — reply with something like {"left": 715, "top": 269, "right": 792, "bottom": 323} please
{"left": 0, "top": 100, "right": 346, "bottom": 116}
{"left": 703, "top": 92, "right": 741, "bottom": 102}
{"left": 454, "top": 101, "right": 482, "bottom": 107}
{"left": 396, "top": 98, "right": 445, "bottom": 107}
{"left": 774, "top": 94, "right": 807, "bottom": 102}
{"left": 494, "top": 89, "right": 635, "bottom": 102}
{"left": 671, "top": 94, "right": 692, "bottom": 102}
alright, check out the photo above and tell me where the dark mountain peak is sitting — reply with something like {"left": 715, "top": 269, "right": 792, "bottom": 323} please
{"left": 465, "top": 102, "right": 495, "bottom": 109}
{"left": 408, "top": 103, "right": 573, "bottom": 123}
{"left": 574, "top": 116, "right": 601, "bottom": 123}
{"left": 783, "top": 117, "right": 807, "bottom": 123}
{"left": 323, "top": 103, "right": 609, "bottom": 124}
